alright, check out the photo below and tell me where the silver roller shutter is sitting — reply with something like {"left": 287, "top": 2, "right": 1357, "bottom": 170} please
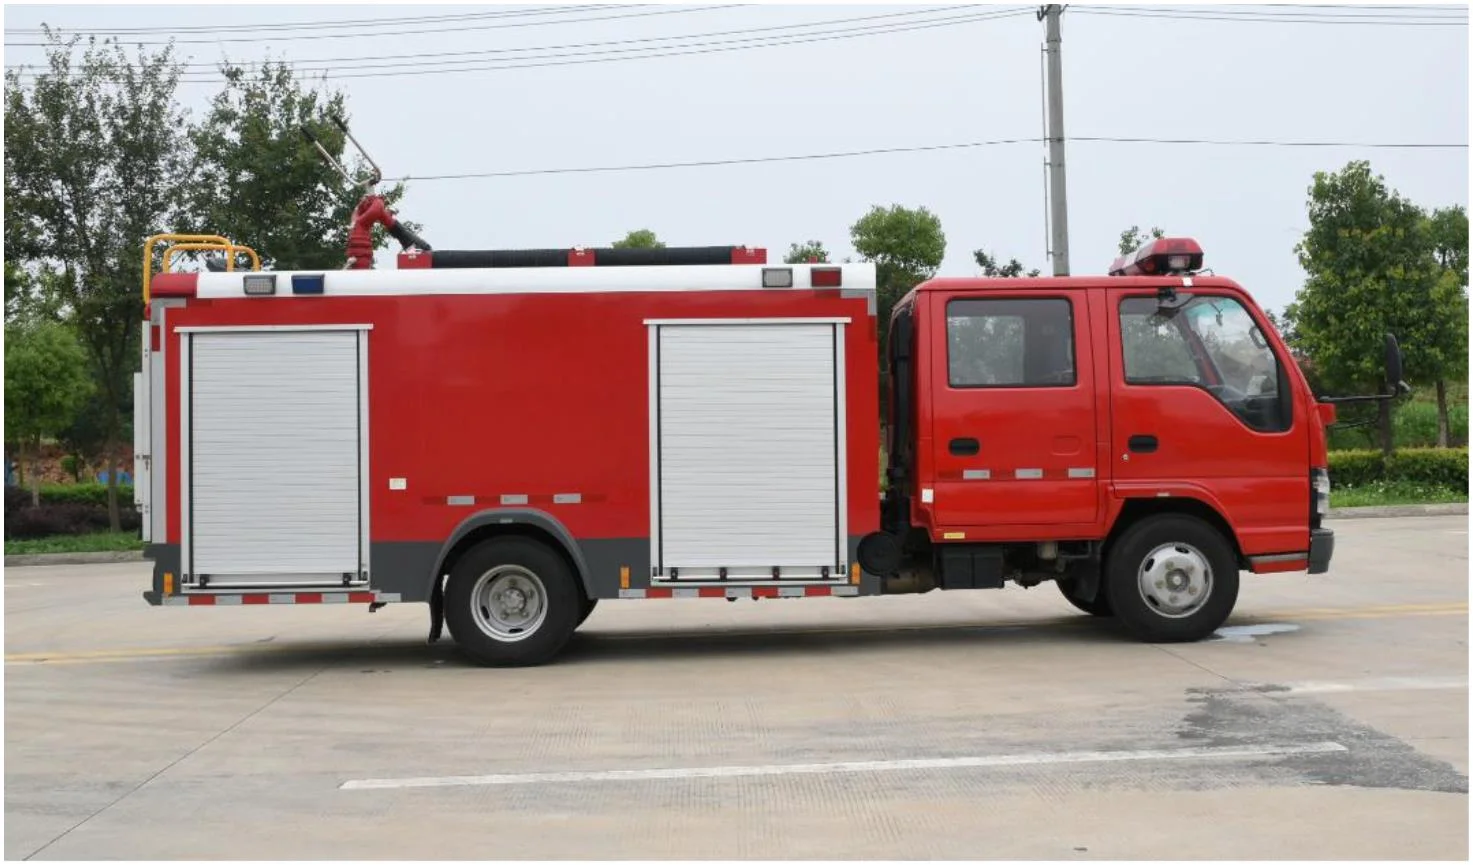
{"left": 654, "top": 322, "right": 843, "bottom": 579}
{"left": 185, "top": 329, "right": 366, "bottom": 587}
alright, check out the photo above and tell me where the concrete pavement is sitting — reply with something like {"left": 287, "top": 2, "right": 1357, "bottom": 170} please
{"left": 5, "top": 515, "right": 1468, "bottom": 859}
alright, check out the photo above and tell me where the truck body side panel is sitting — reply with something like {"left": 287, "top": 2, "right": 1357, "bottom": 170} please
{"left": 150, "top": 282, "right": 879, "bottom": 602}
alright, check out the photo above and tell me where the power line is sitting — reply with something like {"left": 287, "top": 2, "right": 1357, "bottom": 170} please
{"left": 8, "top": 6, "right": 1024, "bottom": 73}
{"left": 388, "top": 136, "right": 1469, "bottom": 183}
{"left": 3, "top": 4, "right": 742, "bottom": 47}
{"left": 2, "top": 5, "right": 616, "bottom": 36}
{"left": 1075, "top": 6, "right": 1467, "bottom": 25}
{"left": 9, "top": 8, "right": 1036, "bottom": 83}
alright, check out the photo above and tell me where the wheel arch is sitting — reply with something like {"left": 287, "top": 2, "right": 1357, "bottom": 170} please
{"left": 430, "top": 509, "right": 593, "bottom": 602}
{"left": 1105, "top": 496, "right": 1246, "bottom": 569}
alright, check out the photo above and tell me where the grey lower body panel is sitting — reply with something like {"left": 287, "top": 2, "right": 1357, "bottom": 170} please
{"left": 146, "top": 535, "right": 875, "bottom": 604}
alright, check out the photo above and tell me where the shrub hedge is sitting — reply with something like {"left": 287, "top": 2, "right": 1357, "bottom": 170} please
{"left": 1328, "top": 447, "right": 1468, "bottom": 489}
{"left": 5, "top": 484, "right": 141, "bottom": 540}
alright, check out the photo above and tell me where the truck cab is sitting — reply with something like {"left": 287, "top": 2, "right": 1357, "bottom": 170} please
{"left": 874, "top": 238, "right": 1336, "bottom": 642}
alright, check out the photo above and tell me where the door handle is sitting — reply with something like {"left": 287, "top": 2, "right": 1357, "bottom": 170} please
{"left": 949, "top": 437, "right": 980, "bottom": 456}
{"left": 1128, "top": 434, "right": 1158, "bottom": 454}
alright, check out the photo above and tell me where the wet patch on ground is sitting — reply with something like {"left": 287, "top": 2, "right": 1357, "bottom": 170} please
{"left": 1178, "top": 684, "right": 1467, "bottom": 795}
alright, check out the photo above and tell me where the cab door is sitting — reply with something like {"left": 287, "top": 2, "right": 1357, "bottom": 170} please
{"left": 1106, "top": 288, "right": 1308, "bottom": 554}
{"left": 928, "top": 289, "right": 1099, "bottom": 528}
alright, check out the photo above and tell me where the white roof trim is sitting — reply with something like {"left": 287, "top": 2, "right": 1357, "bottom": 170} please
{"left": 195, "top": 263, "right": 877, "bottom": 299}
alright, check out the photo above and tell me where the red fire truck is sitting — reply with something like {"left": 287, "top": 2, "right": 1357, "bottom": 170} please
{"left": 137, "top": 198, "right": 1398, "bottom": 665}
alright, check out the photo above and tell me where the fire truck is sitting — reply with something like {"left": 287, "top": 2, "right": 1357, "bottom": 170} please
{"left": 135, "top": 133, "right": 1401, "bottom": 666}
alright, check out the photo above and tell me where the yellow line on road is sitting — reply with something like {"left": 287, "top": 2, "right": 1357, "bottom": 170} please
{"left": 5, "top": 601, "right": 1466, "bottom": 666}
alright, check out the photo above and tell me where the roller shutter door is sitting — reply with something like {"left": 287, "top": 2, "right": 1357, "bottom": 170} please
{"left": 185, "top": 329, "right": 365, "bottom": 587}
{"left": 654, "top": 322, "right": 843, "bottom": 579}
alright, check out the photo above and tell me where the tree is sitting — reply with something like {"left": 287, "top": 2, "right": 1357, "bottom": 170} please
{"left": 1118, "top": 224, "right": 1165, "bottom": 256}
{"left": 612, "top": 229, "right": 664, "bottom": 249}
{"left": 5, "top": 30, "right": 188, "bottom": 528}
{"left": 1424, "top": 205, "right": 1469, "bottom": 446}
{"left": 784, "top": 240, "right": 829, "bottom": 264}
{"left": 850, "top": 204, "right": 945, "bottom": 355}
{"left": 186, "top": 62, "right": 412, "bottom": 271}
{"left": 4, "top": 320, "right": 94, "bottom": 506}
{"left": 1284, "top": 161, "right": 1450, "bottom": 455}
{"left": 973, "top": 249, "right": 1040, "bottom": 278}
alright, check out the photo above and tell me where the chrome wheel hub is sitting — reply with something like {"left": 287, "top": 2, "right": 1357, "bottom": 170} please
{"left": 1137, "top": 542, "right": 1213, "bottom": 619}
{"left": 471, "top": 566, "right": 548, "bottom": 642}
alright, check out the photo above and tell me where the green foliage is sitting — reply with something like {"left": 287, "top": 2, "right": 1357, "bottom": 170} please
{"left": 186, "top": 62, "right": 412, "bottom": 271}
{"left": 1427, "top": 205, "right": 1469, "bottom": 284}
{"left": 850, "top": 204, "right": 946, "bottom": 368}
{"left": 850, "top": 204, "right": 945, "bottom": 287}
{"left": 5, "top": 29, "right": 188, "bottom": 527}
{"left": 1330, "top": 480, "right": 1467, "bottom": 509}
{"left": 5, "top": 320, "right": 93, "bottom": 432}
{"left": 973, "top": 249, "right": 1039, "bottom": 277}
{"left": 38, "top": 483, "right": 132, "bottom": 507}
{"left": 1118, "top": 225, "right": 1165, "bottom": 256}
{"left": 5, "top": 531, "right": 144, "bottom": 556}
{"left": 1286, "top": 161, "right": 1450, "bottom": 393}
{"left": 1327, "top": 447, "right": 1467, "bottom": 489}
{"left": 612, "top": 229, "right": 664, "bottom": 249}
{"left": 784, "top": 240, "right": 829, "bottom": 264}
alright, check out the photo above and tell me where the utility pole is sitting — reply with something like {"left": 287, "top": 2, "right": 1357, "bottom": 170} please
{"left": 1040, "top": 4, "right": 1070, "bottom": 276}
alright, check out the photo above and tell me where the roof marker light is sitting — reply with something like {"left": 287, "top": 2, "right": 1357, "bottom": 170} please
{"left": 811, "top": 267, "right": 842, "bottom": 288}
{"left": 291, "top": 274, "right": 325, "bottom": 295}
{"left": 762, "top": 268, "right": 794, "bottom": 288}
{"left": 1108, "top": 237, "right": 1205, "bottom": 277}
{"left": 243, "top": 274, "right": 276, "bottom": 295}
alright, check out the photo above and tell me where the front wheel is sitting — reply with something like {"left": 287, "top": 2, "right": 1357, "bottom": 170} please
{"left": 1104, "top": 515, "right": 1239, "bottom": 642}
{"left": 443, "top": 536, "right": 582, "bottom": 666}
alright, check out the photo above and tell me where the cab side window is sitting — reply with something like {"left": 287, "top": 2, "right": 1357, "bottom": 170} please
{"left": 1119, "top": 295, "right": 1290, "bottom": 432}
{"left": 947, "top": 298, "right": 1075, "bottom": 388}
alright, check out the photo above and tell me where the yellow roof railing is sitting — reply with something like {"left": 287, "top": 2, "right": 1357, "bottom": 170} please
{"left": 143, "top": 233, "right": 261, "bottom": 304}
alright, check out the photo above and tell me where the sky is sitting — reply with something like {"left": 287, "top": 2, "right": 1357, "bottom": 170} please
{"left": 4, "top": 2, "right": 1468, "bottom": 315}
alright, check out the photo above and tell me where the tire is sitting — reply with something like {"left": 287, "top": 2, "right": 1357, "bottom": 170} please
{"left": 576, "top": 597, "right": 598, "bottom": 627}
{"left": 443, "top": 536, "right": 582, "bottom": 667}
{"left": 1104, "top": 514, "right": 1239, "bottom": 643}
{"left": 1057, "top": 575, "right": 1113, "bottom": 617}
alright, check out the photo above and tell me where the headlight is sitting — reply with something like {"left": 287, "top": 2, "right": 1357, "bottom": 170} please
{"left": 1312, "top": 467, "right": 1331, "bottom": 518}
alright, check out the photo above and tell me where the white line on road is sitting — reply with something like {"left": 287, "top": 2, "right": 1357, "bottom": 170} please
{"left": 1280, "top": 676, "right": 1468, "bottom": 694}
{"left": 340, "top": 741, "right": 1348, "bottom": 791}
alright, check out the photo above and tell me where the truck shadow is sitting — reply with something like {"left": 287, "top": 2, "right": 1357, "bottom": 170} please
{"left": 205, "top": 613, "right": 1156, "bottom": 673}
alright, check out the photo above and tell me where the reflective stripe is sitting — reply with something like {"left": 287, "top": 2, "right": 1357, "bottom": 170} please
{"left": 553, "top": 493, "right": 582, "bottom": 504}
{"left": 1015, "top": 468, "right": 1043, "bottom": 479}
{"left": 166, "top": 591, "right": 396, "bottom": 606}
{"left": 962, "top": 469, "right": 991, "bottom": 480}
{"left": 619, "top": 586, "right": 859, "bottom": 599}
{"left": 446, "top": 495, "right": 475, "bottom": 506}
{"left": 1068, "top": 467, "right": 1096, "bottom": 479}
{"left": 500, "top": 494, "right": 529, "bottom": 506}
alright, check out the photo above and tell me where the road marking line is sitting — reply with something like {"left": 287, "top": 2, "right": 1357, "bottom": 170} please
{"left": 1280, "top": 676, "right": 1468, "bottom": 694}
{"left": 338, "top": 741, "right": 1348, "bottom": 791}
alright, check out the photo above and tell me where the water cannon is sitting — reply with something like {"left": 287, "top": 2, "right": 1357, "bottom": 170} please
{"left": 302, "top": 117, "right": 430, "bottom": 269}
{"left": 1108, "top": 237, "right": 1205, "bottom": 277}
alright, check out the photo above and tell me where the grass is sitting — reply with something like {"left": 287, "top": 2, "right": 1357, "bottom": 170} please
{"left": 1330, "top": 481, "right": 1468, "bottom": 509}
{"left": 4, "top": 532, "right": 145, "bottom": 556}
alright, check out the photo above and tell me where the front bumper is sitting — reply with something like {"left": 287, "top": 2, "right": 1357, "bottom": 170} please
{"left": 1308, "top": 527, "right": 1335, "bottom": 575}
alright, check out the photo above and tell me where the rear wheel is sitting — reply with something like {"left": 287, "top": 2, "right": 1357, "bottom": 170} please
{"left": 1057, "top": 575, "right": 1112, "bottom": 617}
{"left": 444, "top": 536, "right": 582, "bottom": 666}
{"left": 1104, "top": 514, "right": 1239, "bottom": 642}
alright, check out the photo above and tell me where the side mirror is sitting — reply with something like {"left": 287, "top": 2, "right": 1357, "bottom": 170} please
{"left": 1384, "top": 333, "right": 1410, "bottom": 395}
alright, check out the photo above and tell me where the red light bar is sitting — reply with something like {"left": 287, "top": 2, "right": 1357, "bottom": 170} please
{"left": 1108, "top": 237, "right": 1205, "bottom": 277}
